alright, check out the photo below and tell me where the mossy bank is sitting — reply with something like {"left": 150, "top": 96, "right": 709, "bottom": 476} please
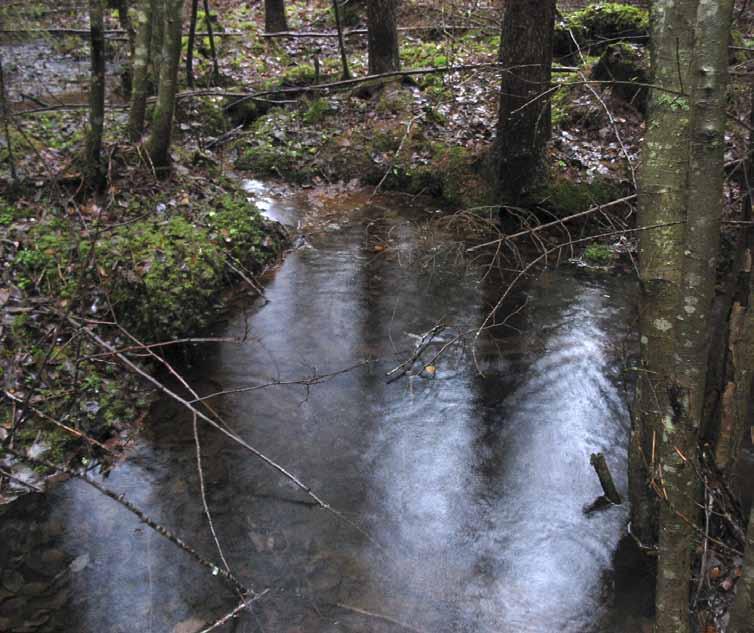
{"left": 0, "top": 171, "right": 286, "bottom": 485}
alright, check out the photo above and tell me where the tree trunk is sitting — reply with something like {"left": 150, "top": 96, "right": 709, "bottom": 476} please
{"left": 151, "top": 0, "right": 166, "bottom": 83}
{"left": 202, "top": 0, "right": 220, "bottom": 84}
{"left": 264, "top": 0, "right": 288, "bottom": 33}
{"left": 367, "top": 0, "right": 400, "bottom": 75}
{"left": 127, "top": 0, "right": 155, "bottom": 141}
{"left": 630, "top": 0, "right": 698, "bottom": 550}
{"left": 84, "top": 0, "right": 106, "bottom": 187}
{"left": 331, "top": 0, "right": 351, "bottom": 80}
{"left": 185, "top": 0, "right": 199, "bottom": 87}
{"left": 633, "top": 1, "right": 734, "bottom": 632}
{"left": 494, "top": 0, "right": 555, "bottom": 202}
{"left": 113, "top": 0, "right": 135, "bottom": 97}
{"left": 0, "top": 56, "right": 17, "bottom": 181}
{"left": 147, "top": 0, "right": 184, "bottom": 171}
{"left": 730, "top": 504, "right": 754, "bottom": 632}
{"left": 715, "top": 82, "right": 754, "bottom": 472}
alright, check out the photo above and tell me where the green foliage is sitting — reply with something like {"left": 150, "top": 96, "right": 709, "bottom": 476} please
{"left": 302, "top": 98, "right": 334, "bottom": 125}
{"left": 584, "top": 243, "right": 613, "bottom": 265}
{"left": 281, "top": 64, "right": 318, "bottom": 87}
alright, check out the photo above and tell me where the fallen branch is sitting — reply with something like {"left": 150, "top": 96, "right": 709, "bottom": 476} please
{"left": 590, "top": 452, "right": 622, "bottom": 505}
{"left": 260, "top": 25, "right": 483, "bottom": 38}
{"left": 223, "top": 62, "right": 578, "bottom": 110}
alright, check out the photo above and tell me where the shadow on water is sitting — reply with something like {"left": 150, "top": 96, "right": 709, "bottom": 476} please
{"left": 1, "top": 189, "right": 655, "bottom": 632}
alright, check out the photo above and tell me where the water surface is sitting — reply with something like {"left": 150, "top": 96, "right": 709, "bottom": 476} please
{"left": 1, "top": 192, "right": 645, "bottom": 633}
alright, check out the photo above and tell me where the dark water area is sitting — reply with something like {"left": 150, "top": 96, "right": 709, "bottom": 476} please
{"left": 0, "top": 191, "right": 653, "bottom": 633}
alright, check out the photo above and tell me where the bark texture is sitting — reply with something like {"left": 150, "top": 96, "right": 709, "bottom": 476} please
{"left": 147, "top": 0, "right": 184, "bottom": 170}
{"left": 84, "top": 0, "right": 106, "bottom": 186}
{"left": 367, "top": 0, "right": 400, "bottom": 75}
{"left": 631, "top": 0, "right": 698, "bottom": 551}
{"left": 331, "top": 0, "right": 351, "bottom": 80}
{"left": 633, "top": 1, "right": 734, "bottom": 632}
{"left": 494, "top": 0, "right": 555, "bottom": 202}
{"left": 730, "top": 504, "right": 754, "bottom": 632}
{"left": 186, "top": 0, "right": 200, "bottom": 87}
{"left": 715, "top": 83, "right": 754, "bottom": 472}
{"left": 127, "top": 0, "right": 154, "bottom": 141}
{"left": 264, "top": 0, "right": 288, "bottom": 33}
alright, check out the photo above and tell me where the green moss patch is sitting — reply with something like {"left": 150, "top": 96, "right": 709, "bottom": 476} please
{"left": 1, "top": 176, "right": 286, "bottom": 471}
{"left": 554, "top": 3, "right": 649, "bottom": 58}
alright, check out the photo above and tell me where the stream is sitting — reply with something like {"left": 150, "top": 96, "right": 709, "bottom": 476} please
{"left": 0, "top": 187, "right": 652, "bottom": 633}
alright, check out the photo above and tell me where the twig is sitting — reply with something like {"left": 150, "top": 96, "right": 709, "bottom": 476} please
{"left": 467, "top": 194, "right": 637, "bottom": 252}
{"left": 335, "top": 603, "right": 427, "bottom": 633}
{"left": 193, "top": 593, "right": 268, "bottom": 633}
{"left": 3, "top": 447, "right": 253, "bottom": 595}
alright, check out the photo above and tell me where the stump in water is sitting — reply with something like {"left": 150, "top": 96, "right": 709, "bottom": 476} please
{"left": 590, "top": 452, "right": 623, "bottom": 505}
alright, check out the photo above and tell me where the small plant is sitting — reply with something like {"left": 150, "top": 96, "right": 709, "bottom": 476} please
{"left": 584, "top": 243, "right": 613, "bottom": 265}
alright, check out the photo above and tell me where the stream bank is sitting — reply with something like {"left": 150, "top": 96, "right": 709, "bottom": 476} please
{"left": 0, "top": 169, "right": 286, "bottom": 498}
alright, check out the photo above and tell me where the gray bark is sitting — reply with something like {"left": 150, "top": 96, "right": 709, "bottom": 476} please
{"left": 331, "top": 0, "right": 351, "bottom": 80}
{"left": 127, "top": 0, "right": 155, "bottom": 141}
{"left": 84, "top": 0, "right": 106, "bottom": 186}
{"left": 147, "top": 0, "right": 184, "bottom": 171}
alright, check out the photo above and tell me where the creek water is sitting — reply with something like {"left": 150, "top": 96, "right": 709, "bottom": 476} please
{"left": 0, "top": 187, "right": 652, "bottom": 633}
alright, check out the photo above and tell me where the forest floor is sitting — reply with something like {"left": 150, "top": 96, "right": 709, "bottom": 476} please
{"left": 1, "top": 2, "right": 754, "bottom": 627}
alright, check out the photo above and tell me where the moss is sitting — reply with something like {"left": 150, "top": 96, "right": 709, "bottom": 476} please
{"left": 554, "top": 3, "right": 649, "bottom": 58}
{"left": 302, "top": 97, "right": 334, "bottom": 125}
{"left": 280, "top": 63, "right": 318, "bottom": 87}
{"left": 584, "top": 243, "right": 613, "bottom": 265}
{"left": 533, "top": 177, "right": 624, "bottom": 216}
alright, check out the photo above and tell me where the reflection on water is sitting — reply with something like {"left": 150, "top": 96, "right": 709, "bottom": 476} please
{"left": 1, "top": 195, "right": 645, "bottom": 633}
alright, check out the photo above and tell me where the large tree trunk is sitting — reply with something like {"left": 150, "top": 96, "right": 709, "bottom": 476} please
{"left": 633, "top": 1, "right": 734, "bottom": 632}
{"left": 147, "top": 0, "right": 184, "bottom": 171}
{"left": 366, "top": 0, "right": 400, "bottom": 75}
{"left": 630, "top": 0, "right": 698, "bottom": 550}
{"left": 264, "top": 0, "right": 288, "bottom": 33}
{"left": 494, "top": 0, "right": 555, "bottom": 202}
{"left": 84, "top": 0, "right": 106, "bottom": 187}
{"left": 127, "top": 0, "right": 155, "bottom": 141}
